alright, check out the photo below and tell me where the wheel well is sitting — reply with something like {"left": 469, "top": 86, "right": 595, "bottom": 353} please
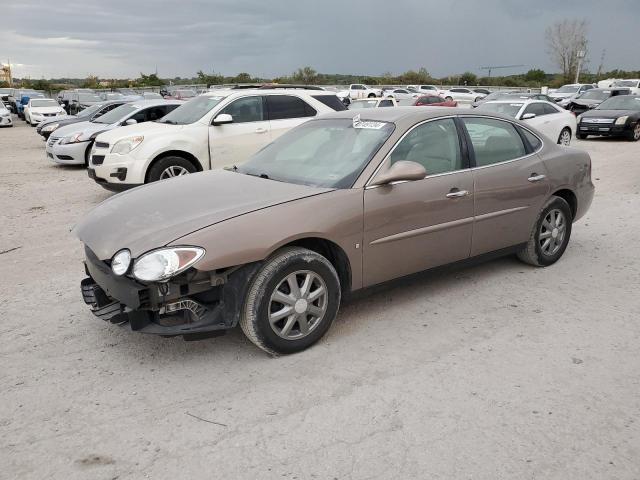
{"left": 146, "top": 151, "right": 203, "bottom": 182}
{"left": 552, "top": 189, "right": 577, "bottom": 218}
{"left": 282, "top": 238, "right": 352, "bottom": 294}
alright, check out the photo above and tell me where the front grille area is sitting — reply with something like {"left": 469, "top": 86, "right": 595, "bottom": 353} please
{"left": 92, "top": 155, "right": 105, "bottom": 165}
{"left": 95, "top": 141, "right": 109, "bottom": 149}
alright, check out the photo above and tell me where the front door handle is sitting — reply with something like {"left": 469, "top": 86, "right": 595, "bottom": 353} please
{"left": 528, "top": 174, "right": 546, "bottom": 182}
{"left": 255, "top": 127, "right": 268, "bottom": 134}
{"left": 446, "top": 189, "right": 469, "bottom": 198}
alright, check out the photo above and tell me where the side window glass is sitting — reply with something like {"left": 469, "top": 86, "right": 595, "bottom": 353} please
{"left": 518, "top": 127, "right": 542, "bottom": 152}
{"left": 267, "top": 95, "right": 316, "bottom": 120}
{"left": 389, "top": 118, "right": 463, "bottom": 175}
{"left": 462, "top": 117, "right": 526, "bottom": 167}
{"left": 221, "top": 96, "right": 264, "bottom": 123}
{"left": 380, "top": 100, "right": 393, "bottom": 107}
{"left": 523, "top": 103, "right": 547, "bottom": 117}
{"left": 145, "top": 107, "right": 166, "bottom": 121}
{"left": 130, "top": 110, "right": 147, "bottom": 122}
{"left": 543, "top": 103, "right": 559, "bottom": 115}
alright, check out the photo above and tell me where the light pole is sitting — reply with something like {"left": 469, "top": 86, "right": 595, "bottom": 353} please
{"left": 575, "top": 50, "right": 586, "bottom": 83}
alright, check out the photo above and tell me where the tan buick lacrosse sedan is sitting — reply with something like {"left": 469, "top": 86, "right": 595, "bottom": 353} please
{"left": 76, "top": 107, "right": 594, "bottom": 354}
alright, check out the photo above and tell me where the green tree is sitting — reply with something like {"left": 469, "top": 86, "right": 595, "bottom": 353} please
{"left": 137, "top": 73, "right": 161, "bottom": 86}
{"left": 525, "top": 68, "right": 547, "bottom": 82}
{"left": 459, "top": 71, "right": 477, "bottom": 85}
{"left": 196, "top": 70, "right": 224, "bottom": 86}
{"left": 292, "top": 66, "right": 318, "bottom": 84}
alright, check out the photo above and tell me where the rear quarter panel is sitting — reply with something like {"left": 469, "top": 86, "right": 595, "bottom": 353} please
{"left": 540, "top": 144, "right": 594, "bottom": 221}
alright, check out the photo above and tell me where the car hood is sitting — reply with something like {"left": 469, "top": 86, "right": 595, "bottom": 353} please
{"left": 74, "top": 170, "right": 334, "bottom": 260}
{"left": 95, "top": 121, "right": 180, "bottom": 143}
{"left": 549, "top": 92, "right": 575, "bottom": 99}
{"left": 581, "top": 109, "right": 639, "bottom": 119}
{"left": 54, "top": 120, "right": 116, "bottom": 138}
{"left": 571, "top": 98, "right": 602, "bottom": 106}
{"left": 31, "top": 106, "right": 65, "bottom": 114}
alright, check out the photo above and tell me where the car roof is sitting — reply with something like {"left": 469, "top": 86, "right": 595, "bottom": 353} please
{"left": 126, "top": 99, "right": 183, "bottom": 108}
{"left": 316, "top": 106, "right": 480, "bottom": 123}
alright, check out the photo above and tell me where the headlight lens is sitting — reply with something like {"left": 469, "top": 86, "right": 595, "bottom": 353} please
{"left": 132, "top": 247, "right": 205, "bottom": 282}
{"left": 111, "top": 136, "right": 144, "bottom": 155}
{"left": 42, "top": 123, "right": 59, "bottom": 132}
{"left": 111, "top": 249, "right": 131, "bottom": 276}
{"left": 59, "top": 132, "right": 87, "bottom": 144}
{"left": 577, "top": 114, "right": 583, "bottom": 123}
{"left": 615, "top": 115, "right": 629, "bottom": 125}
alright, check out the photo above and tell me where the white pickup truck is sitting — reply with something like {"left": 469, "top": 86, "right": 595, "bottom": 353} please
{"left": 336, "top": 84, "right": 383, "bottom": 101}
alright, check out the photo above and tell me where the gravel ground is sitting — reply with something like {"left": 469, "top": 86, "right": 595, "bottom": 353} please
{"left": 1, "top": 117, "right": 639, "bottom": 480}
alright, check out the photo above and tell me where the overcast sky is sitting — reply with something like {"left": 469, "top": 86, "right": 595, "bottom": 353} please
{"left": 2, "top": 0, "right": 638, "bottom": 80}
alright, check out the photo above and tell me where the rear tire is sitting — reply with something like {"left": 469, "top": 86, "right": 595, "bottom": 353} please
{"left": 517, "top": 196, "right": 573, "bottom": 267}
{"left": 240, "top": 247, "right": 341, "bottom": 355}
{"left": 147, "top": 156, "right": 197, "bottom": 183}
{"left": 368, "top": 93, "right": 376, "bottom": 98}
{"left": 557, "top": 127, "right": 571, "bottom": 145}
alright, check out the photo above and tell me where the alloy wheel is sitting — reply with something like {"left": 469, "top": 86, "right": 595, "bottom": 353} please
{"left": 539, "top": 209, "right": 566, "bottom": 256}
{"left": 559, "top": 129, "right": 571, "bottom": 145}
{"left": 268, "top": 270, "right": 328, "bottom": 340}
{"left": 159, "top": 165, "right": 190, "bottom": 179}
{"left": 634, "top": 124, "right": 640, "bottom": 140}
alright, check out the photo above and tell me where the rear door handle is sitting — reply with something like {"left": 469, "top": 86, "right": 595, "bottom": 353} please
{"left": 255, "top": 127, "right": 268, "bottom": 134}
{"left": 446, "top": 189, "right": 469, "bottom": 198}
{"left": 528, "top": 174, "right": 546, "bottom": 182}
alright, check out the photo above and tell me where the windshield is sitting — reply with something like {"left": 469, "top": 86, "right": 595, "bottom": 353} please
{"left": 31, "top": 99, "right": 58, "bottom": 108}
{"left": 477, "top": 102, "right": 523, "bottom": 118}
{"left": 237, "top": 118, "right": 394, "bottom": 188}
{"left": 612, "top": 80, "right": 638, "bottom": 88}
{"left": 143, "top": 92, "right": 162, "bottom": 99}
{"left": 78, "top": 93, "right": 101, "bottom": 103}
{"left": 349, "top": 100, "right": 378, "bottom": 109}
{"left": 102, "top": 93, "right": 124, "bottom": 99}
{"left": 579, "top": 90, "right": 610, "bottom": 101}
{"left": 92, "top": 103, "right": 138, "bottom": 124}
{"left": 596, "top": 96, "right": 640, "bottom": 111}
{"left": 158, "top": 95, "right": 226, "bottom": 124}
{"left": 77, "top": 103, "right": 105, "bottom": 118}
{"left": 556, "top": 85, "right": 580, "bottom": 93}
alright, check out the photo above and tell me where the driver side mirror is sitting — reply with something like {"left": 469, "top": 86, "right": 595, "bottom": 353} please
{"left": 369, "top": 161, "right": 427, "bottom": 186}
{"left": 124, "top": 118, "right": 137, "bottom": 125}
{"left": 521, "top": 113, "right": 536, "bottom": 120}
{"left": 212, "top": 113, "right": 233, "bottom": 126}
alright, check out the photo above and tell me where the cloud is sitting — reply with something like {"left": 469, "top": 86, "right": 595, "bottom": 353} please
{"left": 2, "top": 0, "right": 638, "bottom": 79}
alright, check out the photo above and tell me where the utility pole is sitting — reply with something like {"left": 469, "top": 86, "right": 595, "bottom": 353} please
{"left": 575, "top": 50, "right": 586, "bottom": 83}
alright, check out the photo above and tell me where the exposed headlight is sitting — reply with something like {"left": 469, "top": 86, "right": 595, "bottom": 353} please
{"left": 615, "top": 116, "right": 629, "bottom": 125}
{"left": 111, "top": 249, "right": 131, "bottom": 276}
{"left": 111, "top": 136, "right": 144, "bottom": 155}
{"left": 42, "top": 123, "right": 59, "bottom": 132}
{"left": 577, "top": 114, "right": 583, "bottom": 123}
{"left": 132, "top": 247, "right": 205, "bottom": 282}
{"left": 59, "top": 132, "right": 88, "bottom": 144}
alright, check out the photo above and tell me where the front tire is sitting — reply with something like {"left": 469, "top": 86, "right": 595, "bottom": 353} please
{"left": 576, "top": 133, "right": 588, "bottom": 140}
{"left": 557, "top": 127, "right": 571, "bottom": 145}
{"left": 445, "top": 96, "right": 453, "bottom": 102}
{"left": 147, "top": 156, "right": 197, "bottom": 183}
{"left": 517, "top": 196, "right": 573, "bottom": 267}
{"left": 240, "top": 247, "right": 341, "bottom": 355}
{"left": 627, "top": 122, "right": 640, "bottom": 142}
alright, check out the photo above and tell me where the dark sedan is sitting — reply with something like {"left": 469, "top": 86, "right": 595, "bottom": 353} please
{"left": 567, "top": 88, "right": 631, "bottom": 115}
{"left": 577, "top": 95, "right": 640, "bottom": 141}
{"left": 37, "top": 100, "right": 130, "bottom": 139}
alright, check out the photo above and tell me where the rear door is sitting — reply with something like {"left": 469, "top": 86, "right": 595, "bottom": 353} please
{"left": 363, "top": 117, "right": 474, "bottom": 286}
{"left": 208, "top": 95, "right": 270, "bottom": 168}
{"left": 265, "top": 94, "right": 317, "bottom": 140}
{"left": 461, "top": 116, "right": 550, "bottom": 256}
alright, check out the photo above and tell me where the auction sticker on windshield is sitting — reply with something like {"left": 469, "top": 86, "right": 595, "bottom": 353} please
{"left": 352, "top": 114, "right": 387, "bottom": 129}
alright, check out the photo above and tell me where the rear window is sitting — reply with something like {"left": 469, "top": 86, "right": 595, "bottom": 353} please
{"left": 266, "top": 95, "right": 316, "bottom": 120}
{"left": 311, "top": 94, "right": 346, "bottom": 111}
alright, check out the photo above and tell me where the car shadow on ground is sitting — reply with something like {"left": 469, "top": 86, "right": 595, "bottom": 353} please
{"left": 94, "top": 251, "right": 530, "bottom": 362}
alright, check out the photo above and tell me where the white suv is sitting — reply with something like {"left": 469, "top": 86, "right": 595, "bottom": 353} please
{"left": 88, "top": 89, "right": 345, "bottom": 191}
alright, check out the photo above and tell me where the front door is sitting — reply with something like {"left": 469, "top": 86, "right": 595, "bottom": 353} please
{"left": 363, "top": 118, "right": 474, "bottom": 287}
{"left": 209, "top": 95, "right": 271, "bottom": 169}
{"left": 460, "top": 116, "right": 550, "bottom": 256}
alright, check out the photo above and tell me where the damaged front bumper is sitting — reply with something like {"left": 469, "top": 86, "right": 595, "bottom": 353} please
{"left": 80, "top": 246, "right": 257, "bottom": 338}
